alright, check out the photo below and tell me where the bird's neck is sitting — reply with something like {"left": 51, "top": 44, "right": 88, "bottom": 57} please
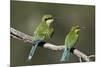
{"left": 43, "top": 21, "right": 51, "bottom": 27}
{"left": 46, "top": 21, "right": 51, "bottom": 27}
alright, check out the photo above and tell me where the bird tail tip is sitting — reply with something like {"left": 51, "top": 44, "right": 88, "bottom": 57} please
{"left": 28, "top": 55, "right": 32, "bottom": 60}
{"left": 60, "top": 58, "right": 65, "bottom": 62}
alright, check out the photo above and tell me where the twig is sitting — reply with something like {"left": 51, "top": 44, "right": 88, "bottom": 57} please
{"left": 10, "top": 27, "right": 94, "bottom": 62}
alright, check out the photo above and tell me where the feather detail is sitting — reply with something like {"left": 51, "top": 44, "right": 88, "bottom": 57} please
{"left": 27, "top": 44, "right": 38, "bottom": 61}
{"left": 60, "top": 48, "right": 70, "bottom": 62}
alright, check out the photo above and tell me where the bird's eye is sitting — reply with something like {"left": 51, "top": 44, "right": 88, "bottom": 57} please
{"left": 45, "top": 18, "right": 48, "bottom": 21}
{"left": 45, "top": 17, "right": 53, "bottom": 21}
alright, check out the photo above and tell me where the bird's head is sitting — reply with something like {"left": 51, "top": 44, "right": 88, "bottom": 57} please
{"left": 42, "top": 15, "right": 54, "bottom": 25}
{"left": 70, "top": 26, "right": 80, "bottom": 34}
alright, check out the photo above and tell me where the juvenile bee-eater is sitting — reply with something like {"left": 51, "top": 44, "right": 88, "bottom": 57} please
{"left": 60, "top": 26, "right": 80, "bottom": 62}
{"left": 28, "top": 15, "right": 54, "bottom": 60}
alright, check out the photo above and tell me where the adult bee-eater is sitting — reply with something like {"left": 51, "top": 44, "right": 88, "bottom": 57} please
{"left": 28, "top": 15, "right": 54, "bottom": 60}
{"left": 60, "top": 26, "right": 80, "bottom": 62}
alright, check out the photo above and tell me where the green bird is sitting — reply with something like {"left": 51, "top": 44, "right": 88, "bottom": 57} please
{"left": 28, "top": 15, "right": 54, "bottom": 60}
{"left": 60, "top": 26, "right": 80, "bottom": 62}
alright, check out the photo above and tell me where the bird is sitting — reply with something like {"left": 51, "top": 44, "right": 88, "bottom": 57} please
{"left": 60, "top": 26, "right": 80, "bottom": 62}
{"left": 27, "top": 15, "right": 54, "bottom": 61}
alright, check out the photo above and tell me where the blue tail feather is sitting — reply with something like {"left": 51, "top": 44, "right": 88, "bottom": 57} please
{"left": 27, "top": 39, "right": 43, "bottom": 61}
{"left": 27, "top": 44, "right": 38, "bottom": 61}
{"left": 60, "top": 48, "right": 70, "bottom": 62}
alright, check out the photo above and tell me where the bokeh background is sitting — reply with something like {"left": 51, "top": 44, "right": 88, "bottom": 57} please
{"left": 10, "top": 0, "right": 95, "bottom": 66}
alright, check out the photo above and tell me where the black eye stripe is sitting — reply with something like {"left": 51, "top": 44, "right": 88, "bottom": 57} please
{"left": 45, "top": 17, "right": 53, "bottom": 21}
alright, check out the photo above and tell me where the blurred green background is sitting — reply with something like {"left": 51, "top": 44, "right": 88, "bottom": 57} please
{"left": 11, "top": 1, "right": 95, "bottom": 66}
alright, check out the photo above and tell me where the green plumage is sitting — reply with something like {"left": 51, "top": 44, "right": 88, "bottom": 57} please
{"left": 28, "top": 15, "right": 54, "bottom": 61}
{"left": 65, "top": 26, "right": 80, "bottom": 48}
{"left": 61, "top": 26, "right": 80, "bottom": 62}
{"left": 33, "top": 20, "right": 54, "bottom": 41}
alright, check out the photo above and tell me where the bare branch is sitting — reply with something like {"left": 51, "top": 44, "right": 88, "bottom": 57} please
{"left": 79, "top": 57, "right": 82, "bottom": 62}
{"left": 73, "top": 49, "right": 90, "bottom": 62}
{"left": 88, "top": 55, "right": 95, "bottom": 58}
{"left": 10, "top": 27, "right": 94, "bottom": 62}
{"left": 10, "top": 27, "right": 34, "bottom": 43}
